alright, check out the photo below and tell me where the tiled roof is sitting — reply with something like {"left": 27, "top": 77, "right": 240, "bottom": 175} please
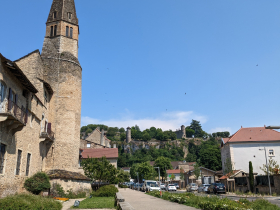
{"left": 121, "top": 167, "right": 130, "bottom": 170}
{"left": 219, "top": 170, "right": 241, "bottom": 180}
{"left": 47, "top": 169, "right": 90, "bottom": 181}
{"left": 167, "top": 169, "right": 181, "bottom": 174}
{"left": 225, "top": 127, "right": 280, "bottom": 144}
{"left": 81, "top": 148, "right": 118, "bottom": 159}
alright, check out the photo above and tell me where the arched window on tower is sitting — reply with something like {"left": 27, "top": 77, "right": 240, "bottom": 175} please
{"left": 54, "top": 25, "right": 57, "bottom": 36}
{"left": 70, "top": 27, "right": 73, "bottom": 38}
{"left": 50, "top": 26, "right": 53, "bottom": 37}
{"left": 66, "top": 26, "right": 69, "bottom": 37}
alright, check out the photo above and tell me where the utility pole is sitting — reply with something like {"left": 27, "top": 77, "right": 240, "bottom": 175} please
{"left": 154, "top": 167, "right": 161, "bottom": 196}
{"left": 137, "top": 172, "right": 139, "bottom": 191}
{"left": 259, "top": 147, "right": 272, "bottom": 195}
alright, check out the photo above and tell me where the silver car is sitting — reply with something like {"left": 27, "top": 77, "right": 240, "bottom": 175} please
{"left": 186, "top": 183, "right": 198, "bottom": 192}
{"left": 197, "top": 184, "right": 210, "bottom": 193}
{"left": 166, "top": 184, "right": 177, "bottom": 191}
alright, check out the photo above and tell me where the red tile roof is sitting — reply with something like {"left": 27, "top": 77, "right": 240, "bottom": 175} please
{"left": 81, "top": 148, "right": 118, "bottom": 159}
{"left": 219, "top": 170, "right": 241, "bottom": 180}
{"left": 166, "top": 169, "right": 181, "bottom": 174}
{"left": 224, "top": 127, "right": 280, "bottom": 144}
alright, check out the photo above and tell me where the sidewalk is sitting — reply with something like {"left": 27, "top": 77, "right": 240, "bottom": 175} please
{"left": 119, "top": 189, "right": 199, "bottom": 210}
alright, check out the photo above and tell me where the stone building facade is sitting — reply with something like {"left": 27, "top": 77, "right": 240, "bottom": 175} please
{"left": 0, "top": 0, "right": 86, "bottom": 197}
{"left": 175, "top": 125, "right": 186, "bottom": 139}
{"left": 80, "top": 127, "right": 111, "bottom": 149}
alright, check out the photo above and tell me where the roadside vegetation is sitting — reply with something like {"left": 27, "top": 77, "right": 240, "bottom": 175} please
{"left": 72, "top": 185, "right": 118, "bottom": 209}
{"left": 147, "top": 191, "right": 280, "bottom": 210}
{"left": 0, "top": 193, "right": 62, "bottom": 210}
{"left": 71, "top": 197, "right": 115, "bottom": 209}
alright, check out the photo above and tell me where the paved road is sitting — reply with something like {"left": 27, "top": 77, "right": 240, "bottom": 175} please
{"left": 119, "top": 188, "right": 199, "bottom": 210}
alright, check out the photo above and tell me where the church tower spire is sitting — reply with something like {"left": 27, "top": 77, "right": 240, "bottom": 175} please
{"left": 41, "top": 0, "right": 82, "bottom": 172}
{"left": 42, "top": 0, "right": 79, "bottom": 58}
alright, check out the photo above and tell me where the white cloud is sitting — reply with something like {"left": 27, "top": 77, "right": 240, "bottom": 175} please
{"left": 81, "top": 111, "right": 207, "bottom": 131}
{"left": 208, "top": 127, "right": 232, "bottom": 134}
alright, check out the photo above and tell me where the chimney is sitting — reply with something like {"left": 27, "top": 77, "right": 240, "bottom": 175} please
{"left": 100, "top": 129, "right": 105, "bottom": 146}
{"left": 113, "top": 144, "right": 116, "bottom": 148}
{"left": 97, "top": 126, "right": 100, "bottom": 131}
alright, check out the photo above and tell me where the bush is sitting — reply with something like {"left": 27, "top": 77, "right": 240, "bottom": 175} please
{"left": 0, "top": 193, "right": 62, "bottom": 210}
{"left": 24, "top": 172, "right": 51, "bottom": 195}
{"left": 91, "top": 185, "right": 118, "bottom": 197}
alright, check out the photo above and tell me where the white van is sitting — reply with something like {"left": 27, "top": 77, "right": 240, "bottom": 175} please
{"left": 142, "top": 180, "right": 158, "bottom": 192}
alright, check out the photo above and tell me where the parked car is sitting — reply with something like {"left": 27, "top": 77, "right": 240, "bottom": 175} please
{"left": 149, "top": 183, "right": 160, "bottom": 192}
{"left": 173, "top": 183, "right": 179, "bottom": 189}
{"left": 207, "top": 183, "right": 226, "bottom": 194}
{"left": 197, "top": 184, "right": 210, "bottom": 193}
{"left": 142, "top": 180, "right": 158, "bottom": 192}
{"left": 160, "top": 183, "right": 166, "bottom": 191}
{"left": 186, "top": 183, "right": 198, "bottom": 192}
{"left": 166, "top": 184, "right": 177, "bottom": 191}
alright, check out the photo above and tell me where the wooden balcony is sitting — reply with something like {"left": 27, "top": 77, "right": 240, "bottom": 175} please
{"left": 0, "top": 99, "right": 28, "bottom": 135}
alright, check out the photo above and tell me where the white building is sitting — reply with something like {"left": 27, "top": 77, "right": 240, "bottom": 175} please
{"left": 221, "top": 126, "right": 280, "bottom": 175}
{"left": 167, "top": 169, "right": 182, "bottom": 181}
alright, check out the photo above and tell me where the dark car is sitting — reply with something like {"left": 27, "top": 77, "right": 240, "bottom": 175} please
{"left": 207, "top": 183, "right": 226, "bottom": 194}
{"left": 174, "top": 183, "right": 179, "bottom": 189}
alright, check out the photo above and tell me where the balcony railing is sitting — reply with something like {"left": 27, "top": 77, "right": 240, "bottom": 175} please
{"left": 7, "top": 99, "right": 28, "bottom": 125}
{"left": 40, "top": 126, "right": 55, "bottom": 141}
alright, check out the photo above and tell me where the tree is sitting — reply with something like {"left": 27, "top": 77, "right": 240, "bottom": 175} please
{"left": 185, "top": 128, "right": 195, "bottom": 138}
{"left": 24, "top": 172, "right": 51, "bottom": 195}
{"left": 180, "top": 167, "right": 185, "bottom": 182}
{"left": 224, "top": 157, "right": 233, "bottom": 175}
{"left": 137, "top": 162, "right": 155, "bottom": 180}
{"left": 81, "top": 157, "right": 117, "bottom": 186}
{"left": 120, "top": 133, "right": 126, "bottom": 141}
{"left": 193, "top": 163, "right": 200, "bottom": 179}
{"left": 119, "top": 127, "right": 125, "bottom": 133}
{"left": 150, "top": 127, "right": 157, "bottom": 138}
{"left": 117, "top": 169, "right": 130, "bottom": 183}
{"left": 142, "top": 131, "right": 151, "bottom": 141}
{"left": 170, "top": 173, "right": 175, "bottom": 181}
{"left": 259, "top": 158, "right": 280, "bottom": 175}
{"left": 189, "top": 120, "right": 203, "bottom": 137}
{"left": 154, "top": 156, "right": 172, "bottom": 181}
{"left": 130, "top": 163, "right": 140, "bottom": 180}
{"left": 249, "top": 161, "right": 254, "bottom": 193}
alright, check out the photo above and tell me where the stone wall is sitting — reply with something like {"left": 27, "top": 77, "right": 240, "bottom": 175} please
{"left": 50, "top": 178, "right": 91, "bottom": 195}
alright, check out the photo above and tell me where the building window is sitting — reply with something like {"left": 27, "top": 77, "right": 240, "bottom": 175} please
{"left": 54, "top": 25, "right": 57, "bottom": 36}
{"left": 68, "top": 12, "right": 72, "bottom": 19}
{"left": 70, "top": 27, "right": 73, "bottom": 38}
{"left": 53, "top": 11, "right": 57, "bottom": 19}
{"left": 269, "top": 149, "right": 274, "bottom": 156}
{"left": 87, "top": 143, "right": 91, "bottom": 148}
{"left": 26, "top": 153, "right": 31, "bottom": 176}
{"left": 16, "top": 150, "right": 22, "bottom": 175}
{"left": 44, "top": 90, "right": 48, "bottom": 105}
{"left": 50, "top": 26, "right": 53, "bottom": 37}
{"left": 66, "top": 26, "right": 69, "bottom": 37}
{"left": 0, "top": 82, "right": 7, "bottom": 103}
{"left": 0, "top": 144, "right": 6, "bottom": 174}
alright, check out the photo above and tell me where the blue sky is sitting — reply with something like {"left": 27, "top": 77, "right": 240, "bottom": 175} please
{"left": 1, "top": 0, "right": 280, "bottom": 135}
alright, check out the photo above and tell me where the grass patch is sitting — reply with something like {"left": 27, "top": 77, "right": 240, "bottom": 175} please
{"left": 0, "top": 193, "right": 62, "bottom": 210}
{"left": 71, "top": 197, "right": 116, "bottom": 209}
{"left": 147, "top": 191, "right": 280, "bottom": 210}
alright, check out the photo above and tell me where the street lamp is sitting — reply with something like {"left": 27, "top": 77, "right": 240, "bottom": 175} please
{"left": 259, "top": 147, "right": 272, "bottom": 195}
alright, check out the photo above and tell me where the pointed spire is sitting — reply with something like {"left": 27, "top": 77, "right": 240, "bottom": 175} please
{"left": 46, "top": 0, "right": 78, "bottom": 25}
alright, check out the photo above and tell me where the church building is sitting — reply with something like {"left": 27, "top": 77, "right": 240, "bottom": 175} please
{"left": 0, "top": 0, "right": 88, "bottom": 197}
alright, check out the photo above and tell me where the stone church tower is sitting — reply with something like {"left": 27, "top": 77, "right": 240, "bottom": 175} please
{"left": 41, "top": 0, "right": 82, "bottom": 171}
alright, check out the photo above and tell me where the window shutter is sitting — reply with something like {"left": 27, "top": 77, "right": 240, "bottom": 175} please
{"left": 8, "top": 88, "right": 12, "bottom": 99}
{"left": 15, "top": 94, "right": 18, "bottom": 105}
{"left": 47, "top": 123, "right": 52, "bottom": 133}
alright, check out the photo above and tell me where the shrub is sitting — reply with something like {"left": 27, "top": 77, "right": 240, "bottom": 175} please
{"left": 0, "top": 193, "right": 62, "bottom": 210}
{"left": 91, "top": 185, "right": 118, "bottom": 197}
{"left": 24, "top": 172, "right": 51, "bottom": 195}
